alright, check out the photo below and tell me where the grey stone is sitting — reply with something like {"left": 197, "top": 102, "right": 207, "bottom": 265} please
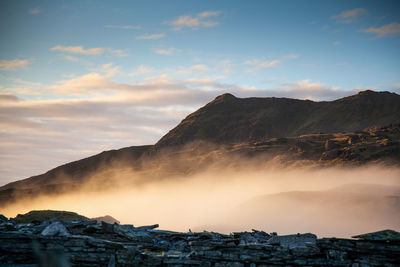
{"left": 41, "top": 221, "right": 70, "bottom": 236}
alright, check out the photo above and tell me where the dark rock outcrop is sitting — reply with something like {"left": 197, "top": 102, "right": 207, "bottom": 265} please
{"left": 0, "top": 216, "right": 399, "bottom": 266}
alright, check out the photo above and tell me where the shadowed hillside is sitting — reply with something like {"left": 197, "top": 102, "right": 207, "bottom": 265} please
{"left": 156, "top": 90, "right": 400, "bottom": 147}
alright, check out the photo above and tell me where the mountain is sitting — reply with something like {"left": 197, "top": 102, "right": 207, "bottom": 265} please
{"left": 0, "top": 145, "right": 151, "bottom": 192}
{"left": 1, "top": 90, "right": 400, "bottom": 207}
{"left": 156, "top": 90, "right": 400, "bottom": 147}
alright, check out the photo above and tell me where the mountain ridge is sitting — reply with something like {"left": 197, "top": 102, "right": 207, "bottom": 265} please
{"left": 1, "top": 90, "right": 400, "bottom": 206}
{"left": 156, "top": 90, "right": 400, "bottom": 147}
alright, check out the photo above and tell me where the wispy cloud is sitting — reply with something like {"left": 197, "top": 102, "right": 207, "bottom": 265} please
{"left": 244, "top": 54, "right": 299, "bottom": 72}
{"left": 62, "top": 55, "right": 80, "bottom": 62}
{"left": 129, "top": 65, "right": 155, "bottom": 77}
{"left": 51, "top": 45, "right": 126, "bottom": 56}
{"left": 136, "top": 33, "right": 165, "bottom": 40}
{"left": 331, "top": 8, "right": 367, "bottom": 24}
{"left": 50, "top": 63, "right": 120, "bottom": 95}
{"left": 281, "top": 54, "right": 300, "bottom": 60}
{"left": 333, "top": 41, "right": 342, "bottom": 46}
{"left": 167, "top": 10, "right": 221, "bottom": 30}
{"left": 29, "top": 7, "right": 41, "bottom": 15}
{"left": 0, "top": 59, "right": 30, "bottom": 70}
{"left": 361, "top": 22, "right": 400, "bottom": 37}
{"left": 244, "top": 59, "right": 280, "bottom": 72}
{"left": 190, "top": 64, "right": 209, "bottom": 71}
{"left": 154, "top": 48, "right": 176, "bottom": 55}
{"left": 104, "top": 25, "right": 141, "bottom": 30}
{"left": 198, "top": 11, "right": 221, "bottom": 18}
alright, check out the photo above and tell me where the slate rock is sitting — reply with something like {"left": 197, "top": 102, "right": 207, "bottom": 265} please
{"left": 41, "top": 221, "right": 70, "bottom": 236}
{"left": 0, "top": 214, "right": 7, "bottom": 222}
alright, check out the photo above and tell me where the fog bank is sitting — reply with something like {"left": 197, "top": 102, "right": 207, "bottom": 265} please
{"left": 2, "top": 165, "right": 399, "bottom": 238}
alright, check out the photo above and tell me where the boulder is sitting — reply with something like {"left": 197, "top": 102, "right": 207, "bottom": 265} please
{"left": 0, "top": 214, "right": 7, "bottom": 222}
{"left": 41, "top": 221, "right": 70, "bottom": 237}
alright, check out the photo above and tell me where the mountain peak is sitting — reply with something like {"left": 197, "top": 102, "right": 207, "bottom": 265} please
{"left": 211, "top": 93, "right": 237, "bottom": 103}
{"left": 358, "top": 89, "right": 375, "bottom": 95}
{"left": 156, "top": 90, "right": 400, "bottom": 147}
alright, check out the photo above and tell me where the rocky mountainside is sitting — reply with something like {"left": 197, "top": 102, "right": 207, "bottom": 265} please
{"left": 1, "top": 90, "right": 400, "bottom": 207}
{"left": 156, "top": 90, "right": 400, "bottom": 147}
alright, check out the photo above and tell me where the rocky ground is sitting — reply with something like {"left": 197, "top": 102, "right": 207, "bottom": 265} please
{"left": 1, "top": 213, "right": 400, "bottom": 266}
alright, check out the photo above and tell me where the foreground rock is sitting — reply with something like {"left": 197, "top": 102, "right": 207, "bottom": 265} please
{"left": 0, "top": 216, "right": 399, "bottom": 266}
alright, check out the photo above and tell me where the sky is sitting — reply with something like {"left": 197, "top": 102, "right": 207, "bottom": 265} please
{"left": 0, "top": 0, "right": 400, "bottom": 185}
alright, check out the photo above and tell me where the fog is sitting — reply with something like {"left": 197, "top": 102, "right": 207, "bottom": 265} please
{"left": 2, "top": 163, "right": 400, "bottom": 238}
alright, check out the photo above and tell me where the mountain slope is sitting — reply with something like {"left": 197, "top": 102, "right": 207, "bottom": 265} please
{"left": 0, "top": 145, "right": 151, "bottom": 191}
{"left": 156, "top": 90, "right": 400, "bottom": 147}
{"left": 1, "top": 90, "right": 400, "bottom": 207}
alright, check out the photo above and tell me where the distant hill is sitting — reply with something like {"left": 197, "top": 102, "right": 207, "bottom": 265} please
{"left": 1, "top": 90, "right": 400, "bottom": 207}
{"left": 156, "top": 90, "right": 400, "bottom": 147}
{"left": 221, "top": 183, "right": 400, "bottom": 237}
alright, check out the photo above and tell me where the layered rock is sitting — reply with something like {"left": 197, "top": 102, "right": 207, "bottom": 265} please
{"left": 1, "top": 216, "right": 399, "bottom": 266}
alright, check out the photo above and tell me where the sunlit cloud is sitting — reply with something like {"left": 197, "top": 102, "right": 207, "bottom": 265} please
{"left": 29, "top": 7, "right": 41, "bottom": 15}
{"left": 0, "top": 59, "right": 30, "bottom": 70}
{"left": 167, "top": 10, "right": 221, "bottom": 30}
{"left": 331, "top": 8, "right": 367, "bottom": 23}
{"left": 104, "top": 25, "right": 141, "bottom": 30}
{"left": 190, "top": 64, "right": 209, "bottom": 71}
{"left": 136, "top": 33, "right": 165, "bottom": 40}
{"left": 198, "top": 11, "right": 221, "bottom": 18}
{"left": 361, "top": 22, "right": 400, "bottom": 37}
{"left": 51, "top": 45, "right": 126, "bottom": 56}
{"left": 153, "top": 47, "right": 176, "bottom": 55}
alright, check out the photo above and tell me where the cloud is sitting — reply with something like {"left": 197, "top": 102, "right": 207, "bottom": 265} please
{"left": 129, "top": 65, "right": 155, "bottom": 77}
{"left": 167, "top": 11, "right": 221, "bottom": 30}
{"left": 274, "top": 79, "right": 360, "bottom": 100}
{"left": 154, "top": 48, "right": 176, "bottom": 55}
{"left": 104, "top": 25, "right": 141, "bottom": 30}
{"left": 29, "top": 7, "right": 41, "bottom": 14}
{"left": 62, "top": 55, "right": 80, "bottom": 62}
{"left": 243, "top": 54, "right": 299, "bottom": 72}
{"left": 0, "top": 94, "right": 19, "bottom": 102}
{"left": 136, "top": 33, "right": 165, "bottom": 40}
{"left": 198, "top": 11, "right": 221, "bottom": 18}
{"left": 331, "top": 8, "right": 367, "bottom": 23}
{"left": 361, "top": 22, "right": 400, "bottom": 37}
{"left": 51, "top": 45, "right": 126, "bottom": 56}
{"left": 190, "top": 64, "right": 209, "bottom": 71}
{"left": 281, "top": 54, "right": 300, "bottom": 59}
{"left": 333, "top": 41, "right": 342, "bottom": 46}
{"left": 244, "top": 59, "right": 280, "bottom": 71}
{"left": 0, "top": 59, "right": 30, "bottom": 70}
